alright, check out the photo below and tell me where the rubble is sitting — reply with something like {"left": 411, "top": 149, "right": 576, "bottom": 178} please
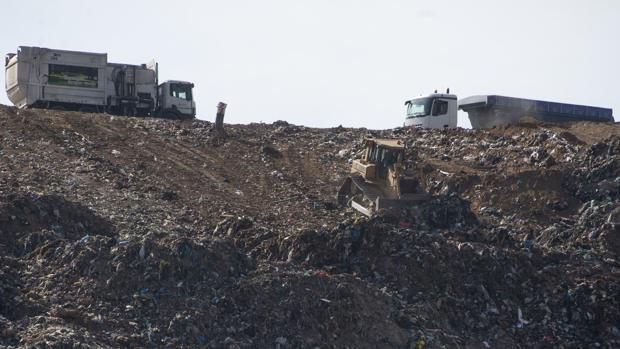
{"left": 0, "top": 104, "right": 619, "bottom": 348}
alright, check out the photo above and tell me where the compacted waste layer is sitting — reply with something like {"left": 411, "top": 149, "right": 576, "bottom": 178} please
{"left": 0, "top": 105, "right": 619, "bottom": 348}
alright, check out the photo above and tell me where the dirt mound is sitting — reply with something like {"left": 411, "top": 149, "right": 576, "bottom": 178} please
{"left": 0, "top": 194, "right": 113, "bottom": 256}
{"left": 214, "top": 270, "right": 409, "bottom": 348}
{"left": 14, "top": 321, "right": 109, "bottom": 349}
{"left": 2, "top": 106, "right": 620, "bottom": 348}
{"left": 566, "top": 136, "right": 620, "bottom": 201}
{"left": 2, "top": 234, "right": 253, "bottom": 347}
{"left": 277, "top": 217, "right": 620, "bottom": 347}
{"left": 0, "top": 257, "right": 21, "bottom": 321}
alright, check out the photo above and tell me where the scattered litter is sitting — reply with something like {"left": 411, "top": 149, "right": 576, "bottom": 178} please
{"left": 0, "top": 105, "right": 618, "bottom": 348}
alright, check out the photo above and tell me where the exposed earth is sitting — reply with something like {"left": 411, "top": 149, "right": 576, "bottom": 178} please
{"left": 1, "top": 105, "right": 619, "bottom": 348}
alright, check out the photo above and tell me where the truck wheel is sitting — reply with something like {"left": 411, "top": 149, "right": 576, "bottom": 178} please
{"left": 164, "top": 110, "right": 181, "bottom": 119}
{"left": 78, "top": 106, "right": 98, "bottom": 113}
{"left": 121, "top": 105, "right": 137, "bottom": 117}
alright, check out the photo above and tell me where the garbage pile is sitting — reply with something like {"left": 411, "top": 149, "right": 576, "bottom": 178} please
{"left": 0, "top": 104, "right": 619, "bottom": 348}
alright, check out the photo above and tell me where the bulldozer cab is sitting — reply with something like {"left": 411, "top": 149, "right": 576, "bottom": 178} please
{"left": 352, "top": 138, "right": 406, "bottom": 184}
{"left": 362, "top": 138, "right": 405, "bottom": 180}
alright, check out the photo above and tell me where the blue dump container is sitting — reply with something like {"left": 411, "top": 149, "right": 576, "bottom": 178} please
{"left": 458, "top": 95, "right": 614, "bottom": 129}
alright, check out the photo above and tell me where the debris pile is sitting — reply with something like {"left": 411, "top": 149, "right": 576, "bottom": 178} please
{"left": 0, "top": 104, "right": 619, "bottom": 348}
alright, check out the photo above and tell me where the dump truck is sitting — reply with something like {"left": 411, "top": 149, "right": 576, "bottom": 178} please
{"left": 5, "top": 46, "right": 196, "bottom": 119}
{"left": 404, "top": 90, "right": 614, "bottom": 129}
{"left": 337, "top": 137, "right": 428, "bottom": 217}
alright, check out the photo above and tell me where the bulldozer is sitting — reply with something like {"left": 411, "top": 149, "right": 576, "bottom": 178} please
{"left": 337, "top": 137, "right": 428, "bottom": 216}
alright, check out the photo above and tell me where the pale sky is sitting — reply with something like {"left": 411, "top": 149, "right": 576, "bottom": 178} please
{"left": 2, "top": 0, "right": 619, "bottom": 128}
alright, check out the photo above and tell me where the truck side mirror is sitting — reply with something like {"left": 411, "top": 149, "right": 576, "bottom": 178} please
{"left": 5, "top": 53, "right": 16, "bottom": 67}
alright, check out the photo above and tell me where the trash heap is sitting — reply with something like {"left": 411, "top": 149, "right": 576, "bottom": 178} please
{"left": 0, "top": 104, "right": 619, "bottom": 348}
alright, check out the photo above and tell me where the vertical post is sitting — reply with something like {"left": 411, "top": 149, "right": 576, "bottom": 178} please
{"left": 155, "top": 62, "right": 159, "bottom": 110}
{"left": 215, "top": 102, "right": 227, "bottom": 134}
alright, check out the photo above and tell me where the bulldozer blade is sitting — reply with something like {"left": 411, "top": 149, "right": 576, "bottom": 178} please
{"left": 337, "top": 177, "right": 353, "bottom": 206}
{"left": 338, "top": 175, "right": 429, "bottom": 217}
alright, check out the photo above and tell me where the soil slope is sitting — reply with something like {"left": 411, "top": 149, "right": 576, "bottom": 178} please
{"left": 1, "top": 105, "right": 619, "bottom": 348}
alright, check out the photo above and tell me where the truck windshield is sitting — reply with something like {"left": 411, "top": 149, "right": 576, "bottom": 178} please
{"left": 406, "top": 98, "right": 432, "bottom": 118}
{"left": 170, "top": 83, "right": 193, "bottom": 101}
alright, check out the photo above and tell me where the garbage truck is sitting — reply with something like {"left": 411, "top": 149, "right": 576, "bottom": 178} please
{"left": 404, "top": 89, "right": 614, "bottom": 129}
{"left": 5, "top": 46, "right": 196, "bottom": 119}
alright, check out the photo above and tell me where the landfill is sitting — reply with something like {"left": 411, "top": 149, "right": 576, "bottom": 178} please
{"left": 0, "top": 104, "right": 619, "bottom": 348}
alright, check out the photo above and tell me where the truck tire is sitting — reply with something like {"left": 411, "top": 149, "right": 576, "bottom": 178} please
{"left": 78, "top": 106, "right": 98, "bottom": 113}
{"left": 121, "top": 105, "right": 137, "bottom": 117}
{"left": 164, "top": 110, "right": 181, "bottom": 119}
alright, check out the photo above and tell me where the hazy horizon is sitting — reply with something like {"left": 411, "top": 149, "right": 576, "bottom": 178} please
{"left": 1, "top": 0, "right": 618, "bottom": 128}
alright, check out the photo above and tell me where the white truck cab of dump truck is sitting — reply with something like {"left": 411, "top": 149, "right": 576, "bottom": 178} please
{"left": 404, "top": 91, "right": 458, "bottom": 129}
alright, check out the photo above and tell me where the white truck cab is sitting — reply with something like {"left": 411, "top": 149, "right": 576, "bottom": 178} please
{"left": 157, "top": 80, "right": 196, "bottom": 118}
{"left": 404, "top": 91, "right": 458, "bottom": 129}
